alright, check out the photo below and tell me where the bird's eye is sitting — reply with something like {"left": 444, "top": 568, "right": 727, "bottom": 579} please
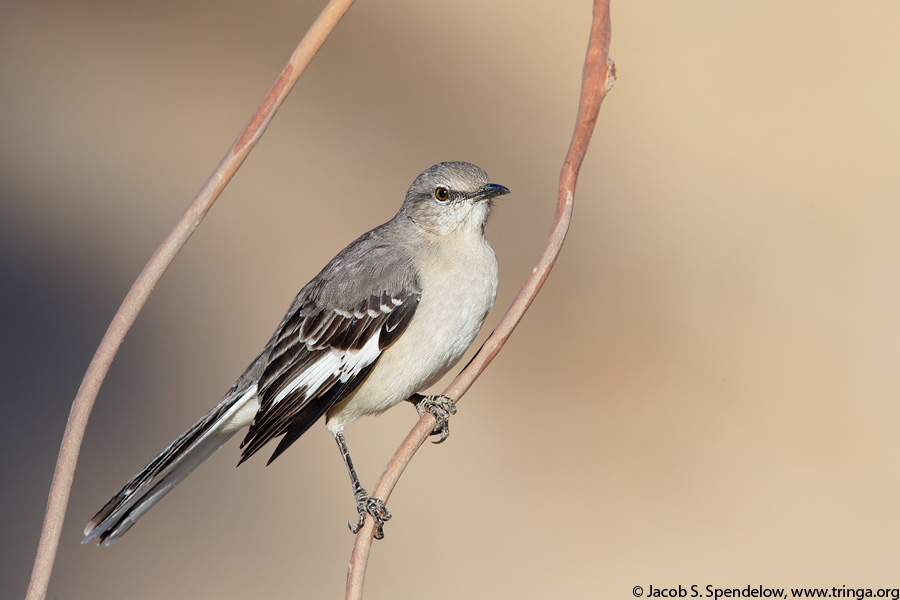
{"left": 434, "top": 187, "right": 450, "bottom": 202}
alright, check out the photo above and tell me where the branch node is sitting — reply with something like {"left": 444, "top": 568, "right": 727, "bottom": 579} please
{"left": 605, "top": 58, "right": 617, "bottom": 92}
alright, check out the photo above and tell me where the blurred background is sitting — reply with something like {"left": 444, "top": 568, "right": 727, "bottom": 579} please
{"left": 3, "top": 1, "right": 900, "bottom": 598}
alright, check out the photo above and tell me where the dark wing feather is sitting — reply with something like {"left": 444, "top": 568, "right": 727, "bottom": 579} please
{"left": 265, "top": 360, "right": 378, "bottom": 465}
{"left": 238, "top": 289, "right": 420, "bottom": 465}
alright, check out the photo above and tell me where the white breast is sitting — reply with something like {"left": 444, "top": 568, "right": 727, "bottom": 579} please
{"left": 325, "top": 230, "right": 498, "bottom": 431}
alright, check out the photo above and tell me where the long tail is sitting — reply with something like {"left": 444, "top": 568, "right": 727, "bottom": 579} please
{"left": 83, "top": 385, "right": 259, "bottom": 545}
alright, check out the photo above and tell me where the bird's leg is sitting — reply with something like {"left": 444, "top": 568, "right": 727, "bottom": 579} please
{"left": 407, "top": 393, "right": 457, "bottom": 444}
{"left": 334, "top": 431, "right": 391, "bottom": 539}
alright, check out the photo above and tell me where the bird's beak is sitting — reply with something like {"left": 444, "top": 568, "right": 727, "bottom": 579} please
{"left": 473, "top": 183, "right": 511, "bottom": 202}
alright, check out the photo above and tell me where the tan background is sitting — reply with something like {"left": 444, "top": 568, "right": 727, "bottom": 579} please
{"left": 3, "top": 1, "right": 899, "bottom": 598}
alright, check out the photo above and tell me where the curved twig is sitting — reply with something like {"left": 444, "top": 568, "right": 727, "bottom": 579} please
{"left": 25, "top": 2, "right": 357, "bottom": 598}
{"left": 344, "top": 1, "right": 615, "bottom": 597}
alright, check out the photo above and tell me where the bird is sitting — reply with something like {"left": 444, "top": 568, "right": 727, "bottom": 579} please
{"left": 83, "top": 161, "right": 510, "bottom": 544}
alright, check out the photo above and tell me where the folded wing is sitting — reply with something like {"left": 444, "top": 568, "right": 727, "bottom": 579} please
{"left": 239, "top": 288, "right": 420, "bottom": 464}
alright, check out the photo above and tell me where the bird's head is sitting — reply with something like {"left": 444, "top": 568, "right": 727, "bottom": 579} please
{"left": 400, "top": 162, "right": 510, "bottom": 236}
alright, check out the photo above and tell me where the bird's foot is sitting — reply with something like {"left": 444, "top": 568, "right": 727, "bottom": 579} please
{"left": 414, "top": 394, "right": 457, "bottom": 444}
{"left": 349, "top": 490, "right": 391, "bottom": 540}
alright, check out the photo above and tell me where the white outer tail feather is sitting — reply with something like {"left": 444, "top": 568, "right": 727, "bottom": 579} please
{"left": 83, "top": 386, "right": 259, "bottom": 545}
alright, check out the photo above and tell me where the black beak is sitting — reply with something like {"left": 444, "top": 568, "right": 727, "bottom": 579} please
{"left": 474, "top": 183, "right": 511, "bottom": 201}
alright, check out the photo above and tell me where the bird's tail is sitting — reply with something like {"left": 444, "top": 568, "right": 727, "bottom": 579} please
{"left": 83, "top": 385, "right": 259, "bottom": 545}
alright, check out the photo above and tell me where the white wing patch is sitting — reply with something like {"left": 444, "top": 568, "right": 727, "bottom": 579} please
{"left": 269, "top": 329, "right": 383, "bottom": 407}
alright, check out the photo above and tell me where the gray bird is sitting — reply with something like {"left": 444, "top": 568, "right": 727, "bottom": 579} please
{"left": 83, "top": 161, "right": 510, "bottom": 544}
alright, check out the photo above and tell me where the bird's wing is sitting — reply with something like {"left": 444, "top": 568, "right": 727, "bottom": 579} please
{"left": 239, "top": 283, "right": 420, "bottom": 465}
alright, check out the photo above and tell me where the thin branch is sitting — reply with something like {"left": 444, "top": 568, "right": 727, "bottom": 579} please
{"left": 344, "top": 1, "right": 615, "bottom": 597}
{"left": 25, "top": 2, "right": 356, "bottom": 598}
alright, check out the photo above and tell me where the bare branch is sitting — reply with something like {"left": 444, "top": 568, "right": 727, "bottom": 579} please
{"left": 25, "top": 2, "right": 357, "bottom": 598}
{"left": 344, "top": 1, "right": 615, "bottom": 597}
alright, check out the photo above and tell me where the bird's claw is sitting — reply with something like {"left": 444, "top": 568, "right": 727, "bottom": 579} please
{"left": 416, "top": 394, "right": 457, "bottom": 444}
{"left": 349, "top": 491, "right": 391, "bottom": 540}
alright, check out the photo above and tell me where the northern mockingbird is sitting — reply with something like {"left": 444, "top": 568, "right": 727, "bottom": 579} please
{"left": 83, "top": 161, "right": 510, "bottom": 544}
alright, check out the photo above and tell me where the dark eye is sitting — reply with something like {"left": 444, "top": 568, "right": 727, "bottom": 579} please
{"left": 434, "top": 187, "right": 450, "bottom": 202}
